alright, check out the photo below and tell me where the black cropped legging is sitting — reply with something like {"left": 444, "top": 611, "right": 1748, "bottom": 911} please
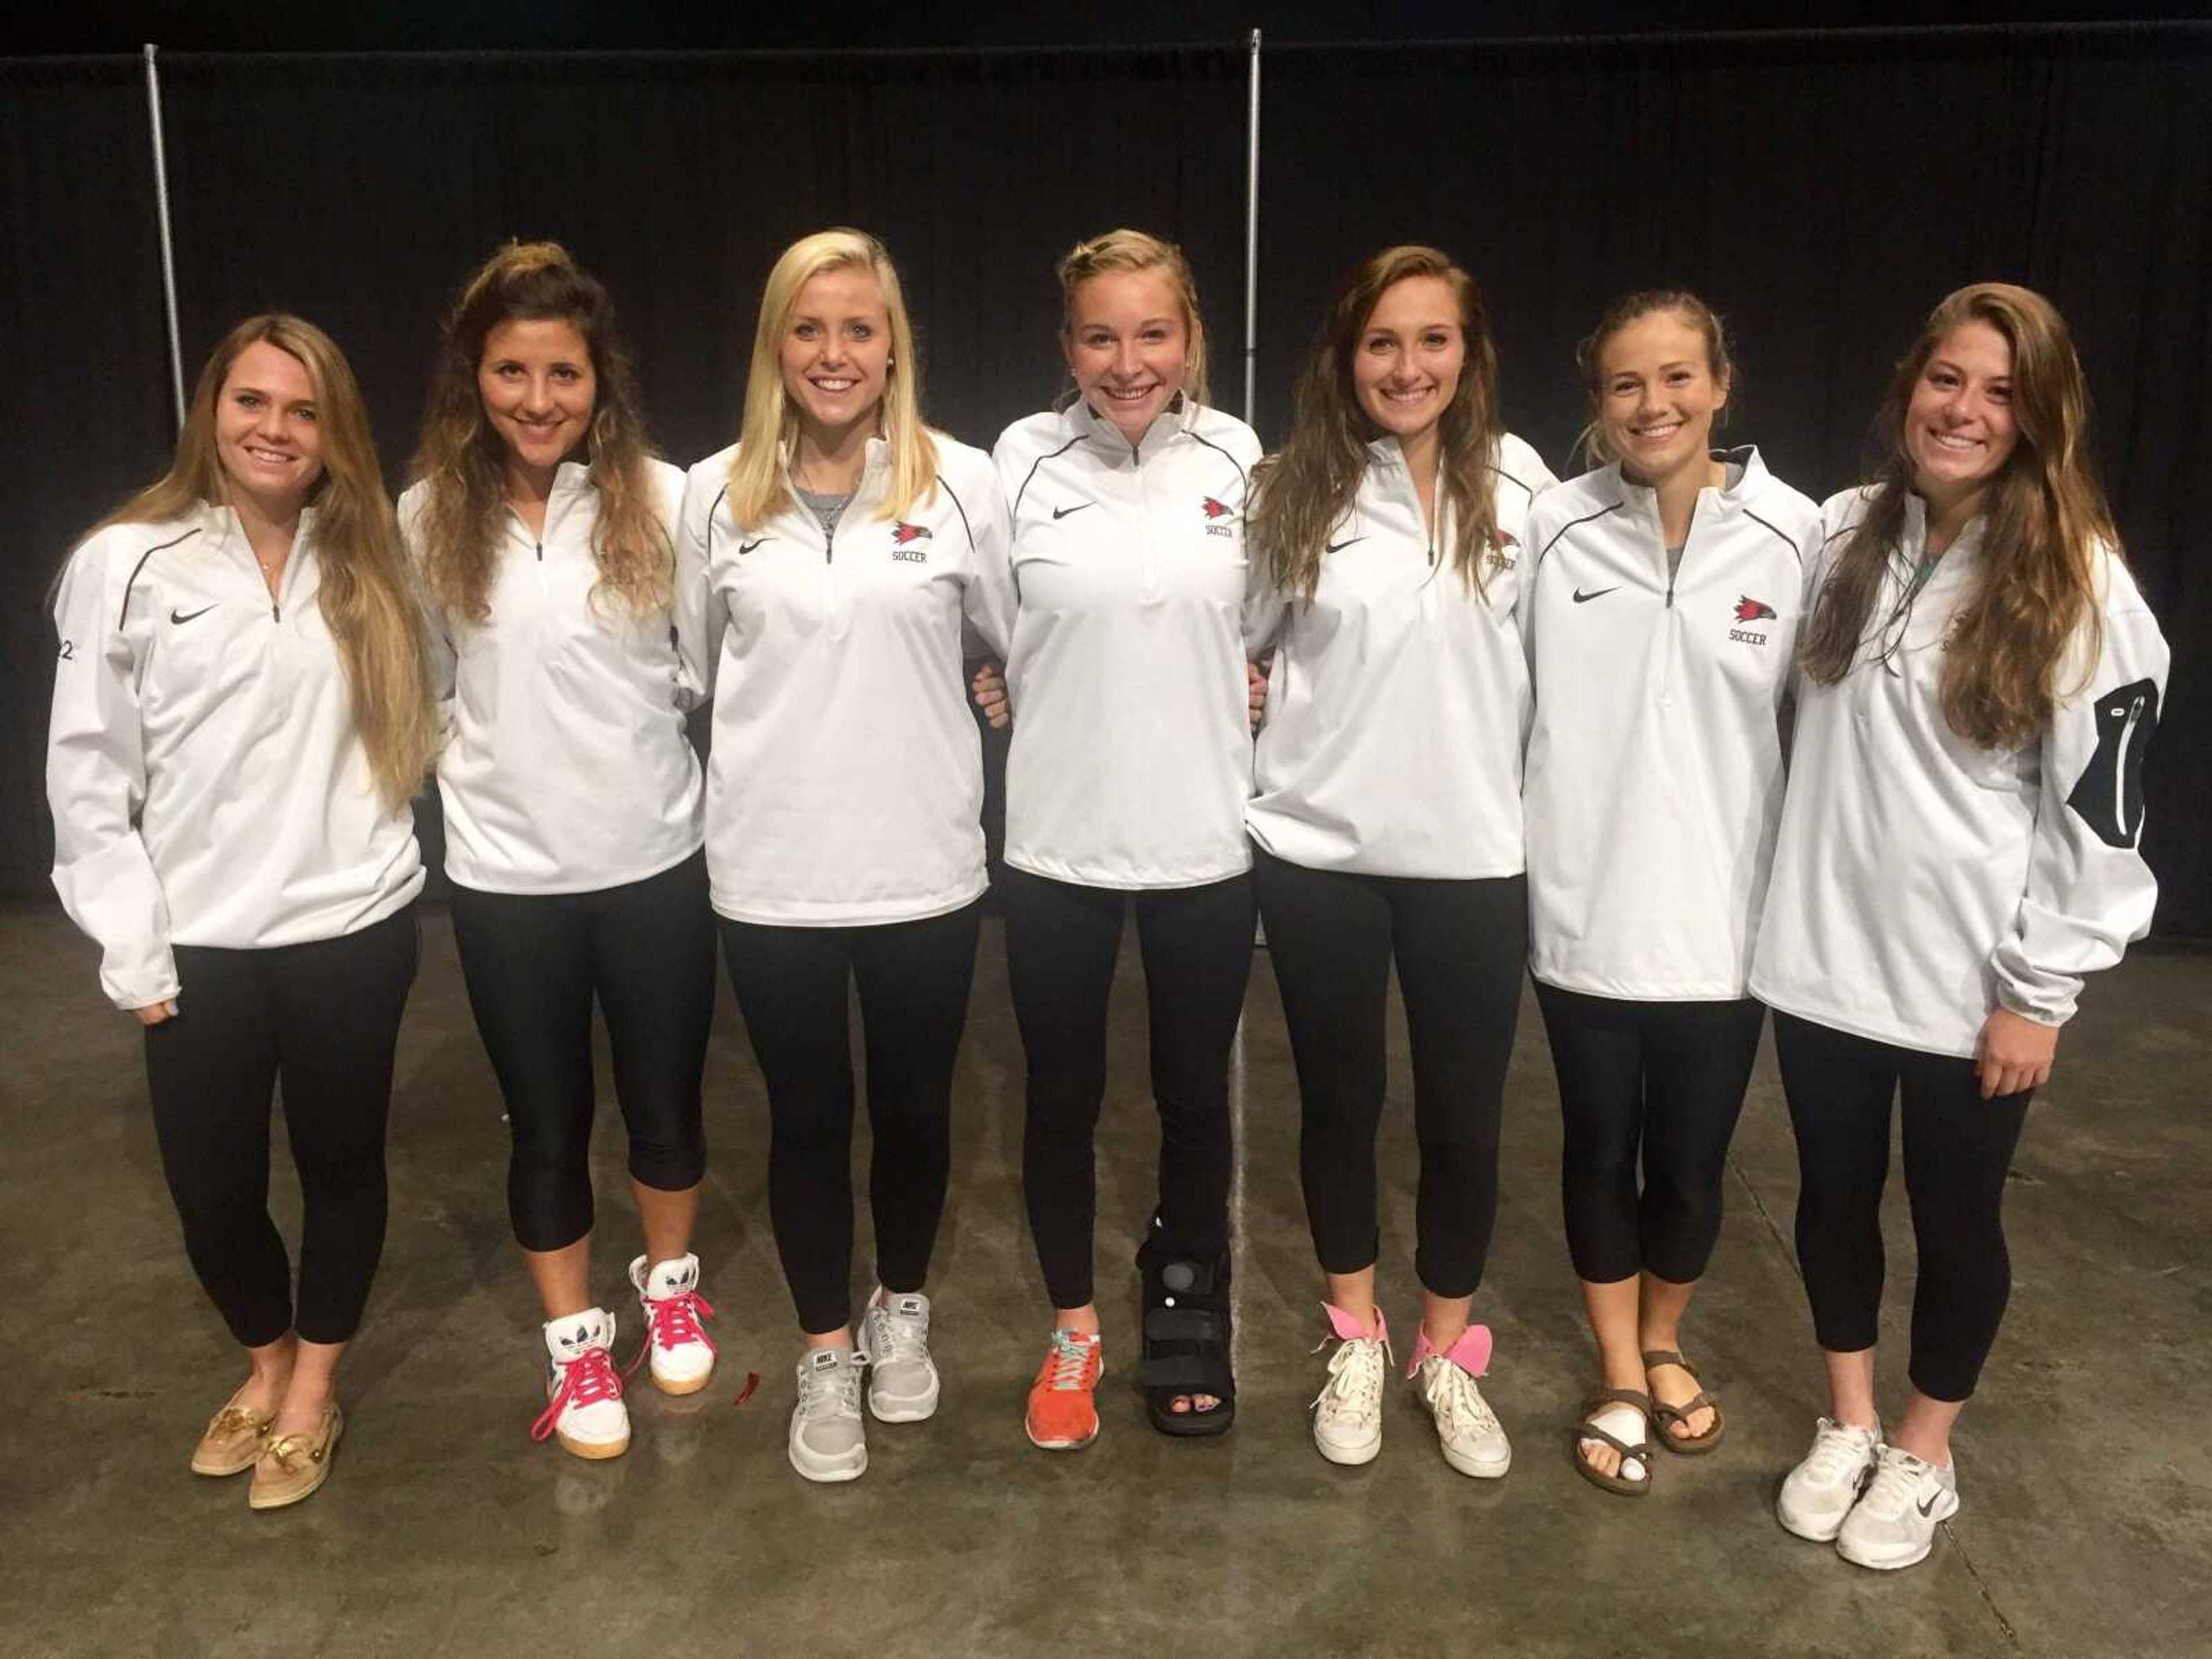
{"left": 1252, "top": 847, "right": 1526, "bottom": 1300}
{"left": 143, "top": 906, "right": 419, "bottom": 1348}
{"left": 1535, "top": 983, "right": 1765, "bottom": 1286}
{"left": 449, "top": 851, "right": 716, "bottom": 1253}
{"left": 1774, "top": 1012, "right": 2034, "bottom": 1403}
{"left": 1001, "top": 866, "right": 1255, "bottom": 1310}
{"left": 720, "top": 900, "right": 982, "bottom": 1336}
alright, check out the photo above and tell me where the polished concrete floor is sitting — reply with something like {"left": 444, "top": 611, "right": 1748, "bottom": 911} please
{"left": 2, "top": 902, "right": 2206, "bottom": 1659}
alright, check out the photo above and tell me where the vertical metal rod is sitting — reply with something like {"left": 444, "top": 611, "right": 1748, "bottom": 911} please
{"left": 143, "top": 44, "right": 187, "bottom": 431}
{"left": 1241, "top": 28, "right": 1262, "bottom": 429}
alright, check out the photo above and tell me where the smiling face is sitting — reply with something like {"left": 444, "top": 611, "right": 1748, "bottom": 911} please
{"left": 1596, "top": 308, "right": 1730, "bottom": 485}
{"left": 1351, "top": 275, "right": 1464, "bottom": 447}
{"left": 213, "top": 339, "right": 324, "bottom": 518}
{"left": 477, "top": 316, "right": 596, "bottom": 483}
{"left": 1904, "top": 319, "right": 2019, "bottom": 516}
{"left": 1063, "top": 267, "right": 1190, "bottom": 444}
{"left": 779, "top": 265, "right": 892, "bottom": 445}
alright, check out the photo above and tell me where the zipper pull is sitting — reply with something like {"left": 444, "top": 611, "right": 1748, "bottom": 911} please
{"left": 536, "top": 541, "right": 544, "bottom": 562}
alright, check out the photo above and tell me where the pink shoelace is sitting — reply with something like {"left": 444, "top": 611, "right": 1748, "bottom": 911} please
{"left": 624, "top": 1288, "right": 717, "bottom": 1380}
{"left": 531, "top": 1345, "right": 624, "bottom": 1442}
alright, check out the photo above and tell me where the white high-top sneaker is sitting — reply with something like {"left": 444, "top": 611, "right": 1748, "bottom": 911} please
{"left": 1310, "top": 1303, "right": 1391, "bottom": 1467}
{"left": 628, "top": 1253, "right": 717, "bottom": 1395}
{"left": 855, "top": 1288, "right": 940, "bottom": 1423}
{"left": 789, "top": 1347, "right": 868, "bottom": 1483}
{"left": 532, "top": 1308, "right": 629, "bottom": 1460}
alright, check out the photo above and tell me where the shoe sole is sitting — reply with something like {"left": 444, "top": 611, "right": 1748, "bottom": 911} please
{"left": 1035, "top": 1415, "right": 1106, "bottom": 1451}
{"left": 1442, "top": 1446, "right": 1512, "bottom": 1479}
{"left": 1836, "top": 1493, "right": 1959, "bottom": 1570}
{"left": 789, "top": 1446, "right": 867, "bottom": 1483}
{"left": 1778, "top": 1506, "right": 1848, "bottom": 1543}
{"left": 1315, "top": 1431, "right": 1381, "bottom": 1467}
{"left": 191, "top": 1449, "right": 260, "bottom": 1478}
{"left": 555, "top": 1430, "right": 630, "bottom": 1460}
{"left": 869, "top": 1387, "right": 940, "bottom": 1424}
{"left": 650, "top": 1369, "right": 713, "bottom": 1397}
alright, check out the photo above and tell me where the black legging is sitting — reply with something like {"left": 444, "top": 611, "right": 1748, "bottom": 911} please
{"left": 1774, "top": 1012, "right": 2034, "bottom": 1403}
{"left": 1252, "top": 847, "right": 1525, "bottom": 1299}
{"left": 720, "top": 900, "right": 982, "bottom": 1335}
{"left": 449, "top": 851, "right": 717, "bottom": 1253}
{"left": 1535, "top": 983, "right": 1765, "bottom": 1285}
{"left": 143, "top": 906, "right": 419, "bottom": 1348}
{"left": 1001, "top": 866, "right": 1255, "bottom": 1309}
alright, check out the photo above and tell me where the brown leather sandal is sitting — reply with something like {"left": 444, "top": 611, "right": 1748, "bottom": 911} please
{"left": 1642, "top": 1349, "right": 1725, "bottom": 1455}
{"left": 1569, "top": 1388, "right": 1653, "bottom": 1497}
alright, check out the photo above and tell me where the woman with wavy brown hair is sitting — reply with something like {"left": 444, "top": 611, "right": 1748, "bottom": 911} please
{"left": 1753, "top": 282, "right": 2168, "bottom": 1570}
{"left": 403, "top": 241, "right": 716, "bottom": 1463}
{"left": 48, "top": 313, "right": 435, "bottom": 1509}
{"left": 1243, "top": 245, "right": 1555, "bottom": 1478}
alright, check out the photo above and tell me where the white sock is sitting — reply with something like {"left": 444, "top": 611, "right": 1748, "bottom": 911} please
{"left": 1580, "top": 1402, "right": 1647, "bottom": 1482}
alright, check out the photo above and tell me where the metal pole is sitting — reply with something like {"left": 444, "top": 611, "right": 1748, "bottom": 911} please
{"left": 1241, "top": 28, "right": 1261, "bottom": 430}
{"left": 143, "top": 44, "right": 187, "bottom": 431}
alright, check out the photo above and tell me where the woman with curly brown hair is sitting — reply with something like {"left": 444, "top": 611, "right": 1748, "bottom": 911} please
{"left": 1755, "top": 283, "right": 2168, "bottom": 1570}
{"left": 402, "top": 241, "right": 716, "bottom": 1463}
{"left": 48, "top": 314, "right": 435, "bottom": 1509}
{"left": 1243, "top": 245, "right": 1555, "bottom": 1479}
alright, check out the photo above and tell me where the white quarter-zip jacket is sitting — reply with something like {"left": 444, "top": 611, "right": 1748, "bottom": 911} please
{"left": 1243, "top": 431, "right": 1556, "bottom": 878}
{"left": 1522, "top": 448, "right": 1821, "bottom": 998}
{"left": 675, "top": 433, "right": 1013, "bottom": 926}
{"left": 48, "top": 505, "right": 425, "bottom": 1010}
{"left": 994, "top": 399, "right": 1264, "bottom": 889}
{"left": 1751, "top": 488, "right": 2168, "bottom": 1057}
{"left": 400, "top": 460, "right": 702, "bottom": 895}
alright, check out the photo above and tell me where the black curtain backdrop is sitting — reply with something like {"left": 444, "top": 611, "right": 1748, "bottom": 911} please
{"left": 2, "top": 27, "right": 2207, "bottom": 933}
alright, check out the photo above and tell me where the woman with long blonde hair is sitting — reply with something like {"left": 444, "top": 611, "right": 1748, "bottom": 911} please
{"left": 675, "top": 228, "right": 1012, "bottom": 1483}
{"left": 402, "top": 241, "right": 716, "bottom": 1463}
{"left": 47, "top": 314, "right": 434, "bottom": 1510}
{"left": 1243, "top": 245, "right": 1554, "bottom": 1479}
{"left": 1753, "top": 283, "right": 2167, "bottom": 1570}
{"left": 983, "top": 228, "right": 1262, "bottom": 1452}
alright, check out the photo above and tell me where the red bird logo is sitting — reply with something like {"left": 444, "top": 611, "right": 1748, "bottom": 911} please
{"left": 891, "top": 521, "right": 934, "bottom": 546}
{"left": 1734, "top": 596, "right": 1777, "bottom": 623}
{"left": 1200, "top": 497, "right": 1233, "bottom": 520}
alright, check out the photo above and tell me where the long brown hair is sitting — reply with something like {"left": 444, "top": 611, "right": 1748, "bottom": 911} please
{"left": 92, "top": 314, "right": 434, "bottom": 808}
{"left": 1799, "top": 282, "right": 2115, "bottom": 749}
{"left": 1573, "top": 289, "right": 1735, "bottom": 468}
{"left": 1250, "top": 245, "right": 1503, "bottom": 604}
{"left": 411, "top": 241, "right": 671, "bottom": 624}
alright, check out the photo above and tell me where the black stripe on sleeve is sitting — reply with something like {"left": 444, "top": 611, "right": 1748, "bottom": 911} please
{"left": 1532, "top": 501, "right": 1622, "bottom": 575}
{"left": 1187, "top": 427, "right": 1251, "bottom": 493}
{"left": 1010, "top": 435, "right": 1081, "bottom": 521}
{"left": 938, "top": 471, "right": 976, "bottom": 554}
{"left": 118, "top": 526, "right": 202, "bottom": 631}
{"left": 1743, "top": 508, "right": 1805, "bottom": 569}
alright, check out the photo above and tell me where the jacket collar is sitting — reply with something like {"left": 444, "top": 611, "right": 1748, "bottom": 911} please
{"left": 1609, "top": 444, "right": 1768, "bottom": 533}
{"left": 1067, "top": 392, "right": 1197, "bottom": 464}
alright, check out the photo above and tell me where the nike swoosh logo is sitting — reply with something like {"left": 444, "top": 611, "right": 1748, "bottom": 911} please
{"left": 1917, "top": 1493, "right": 1942, "bottom": 1517}
{"left": 1325, "top": 536, "right": 1366, "bottom": 554}
{"left": 170, "top": 604, "right": 217, "bottom": 625}
{"left": 737, "top": 539, "right": 766, "bottom": 555}
{"left": 1052, "top": 502, "right": 1095, "bottom": 520}
{"left": 1571, "top": 586, "right": 1620, "bottom": 604}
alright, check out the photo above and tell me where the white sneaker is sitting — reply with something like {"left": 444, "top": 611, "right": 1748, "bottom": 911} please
{"left": 789, "top": 1347, "right": 868, "bottom": 1483}
{"left": 1777, "top": 1415, "right": 1881, "bottom": 1541}
{"left": 1837, "top": 1445, "right": 1960, "bottom": 1570}
{"left": 628, "top": 1253, "right": 717, "bottom": 1395}
{"left": 1309, "top": 1304, "right": 1391, "bottom": 1467}
{"left": 1414, "top": 1358, "right": 1512, "bottom": 1479}
{"left": 856, "top": 1289, "right": 940, "bottom": 1423}
{"left": 1409, "top": 1324, "right": 1510, "bottom": 1479}
{"left": 532, "top": 1308, "right": 629, "bottom": 1460}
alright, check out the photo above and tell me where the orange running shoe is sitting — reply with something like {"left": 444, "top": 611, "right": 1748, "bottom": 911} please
{"left": 1025, "top": 1328, "right": 1104, "bottom": 1451}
